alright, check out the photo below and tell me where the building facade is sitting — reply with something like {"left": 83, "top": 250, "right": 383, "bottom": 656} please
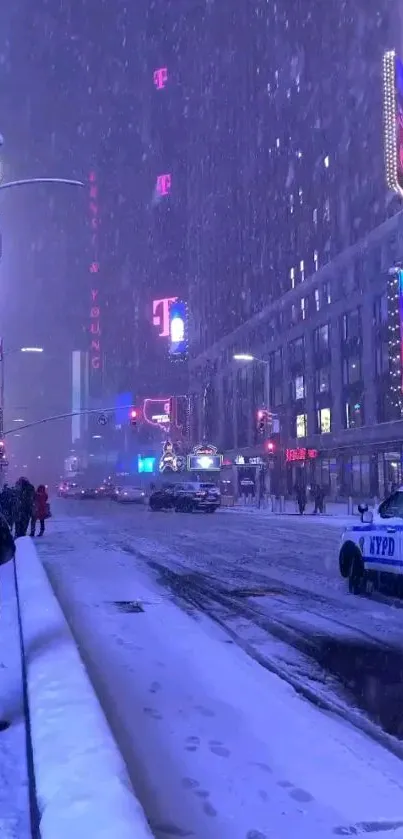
{"left": 190, "top": 211, "right": 403, "bottom": 498}
{"left": 187, "top": 1, "right": 403, "bottom": 497}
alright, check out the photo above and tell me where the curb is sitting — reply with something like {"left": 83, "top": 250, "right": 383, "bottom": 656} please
{"left": 14, "top": 537, "right": 154, "bottom": 839}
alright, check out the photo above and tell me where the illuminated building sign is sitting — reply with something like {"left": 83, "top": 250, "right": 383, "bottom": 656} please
{"left": 159, "top": 440, "right": 185, "bottom": 473}
{"left": 156, "top": 173, "right": 171, "bottom": 196}
{"left": 88, "top": 171, "right": 101, "bottom": 372}
{"left": 169, "top": 299, "right": 188, "bottom": 359}
{"left": 285, "top": 448, "right": 318, "bottom": 463}
{"left": 187, "top": 443, "right": 223, "bottom": 472}
{"left": 153, "top": 67, "right": 168, "bottom": 90}
{"left": 143, "top": 398, "right": 171, "bottom": 428}
{"left": 153, "top": 297, "right": 178, "bottom": 337}
{"left": 383, "top": 50, "right": 403, "bottom": 198}
{"left": 138, "top": 456, "right": 156, "bottom": 474}
{"left": 387, "top": 267, "right": 403, "bottom": 414}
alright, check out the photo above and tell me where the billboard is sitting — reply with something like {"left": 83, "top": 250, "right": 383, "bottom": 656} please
{"left": 169, "top": 299, "right": 188, "bottom": 359}
{"left": 383, "top": 50, "right": 403, "bottom": 197}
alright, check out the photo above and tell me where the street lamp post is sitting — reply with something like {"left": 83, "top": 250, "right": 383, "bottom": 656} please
{"left": 0, "top": 166, "right": 85, "bottom": 482}
{"left": 233, "top": 353, "right": 272, "bottom": 415}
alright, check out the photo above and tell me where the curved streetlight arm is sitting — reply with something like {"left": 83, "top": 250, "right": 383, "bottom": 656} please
{"left": 3, "top": 405, "right": 135, "bottom": 437}
{"left": 0, "top": 178, "right": 85, "bottom": 193}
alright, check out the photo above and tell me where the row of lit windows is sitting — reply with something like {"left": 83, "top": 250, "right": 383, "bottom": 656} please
{"left": 294, "top": 401, "right": 363, "bottom": 438}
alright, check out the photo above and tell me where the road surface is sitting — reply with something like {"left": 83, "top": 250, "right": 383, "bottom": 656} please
{"left": 35, "top": 499, "right": 403, "bottom": 838}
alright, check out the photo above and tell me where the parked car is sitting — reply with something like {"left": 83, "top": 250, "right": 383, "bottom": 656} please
{"left": 150, "top": 481, "right": 220, "bottom": 513}
{"left": 114, "top": 486, "right": 146, "bottom": 503}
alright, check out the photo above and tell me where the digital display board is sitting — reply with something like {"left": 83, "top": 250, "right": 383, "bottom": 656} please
{"left": 169, "top": 299, "right": 188, "bottom": 359}
{"left": 187, "top": 454, "right": 222, "bottom": 472}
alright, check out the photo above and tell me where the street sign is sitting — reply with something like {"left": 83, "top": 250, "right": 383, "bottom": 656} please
{"left": 97, "top": 413, "right": 108, "bottom": 426}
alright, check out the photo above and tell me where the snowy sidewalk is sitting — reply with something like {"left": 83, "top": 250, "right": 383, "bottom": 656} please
{"left": 222, "top": 501, "right": 359, "bottom": 528}
{"left": 0, "top": 557, "right": 30, "bottom": 838}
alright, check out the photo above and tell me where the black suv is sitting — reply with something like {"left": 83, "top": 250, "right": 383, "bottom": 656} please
{"left": 149, "top": 481, "right": 221, "bottom": 513}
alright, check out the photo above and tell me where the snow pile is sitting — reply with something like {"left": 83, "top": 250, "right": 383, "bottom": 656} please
{"left": 14, "top": 536, "right": 154, "bottom": 839}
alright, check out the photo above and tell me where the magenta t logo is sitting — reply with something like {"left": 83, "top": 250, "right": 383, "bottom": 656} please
{"left": 153, "top": 67, "right": 168, "bottom": 90}
{"left": 156, "top": 174, "right": 171, "bottom": 196}
{"left": 153, "top": 297, "right": 178, "bottom": 337}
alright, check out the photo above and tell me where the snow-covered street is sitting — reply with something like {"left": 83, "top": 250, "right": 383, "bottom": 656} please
{"left": 29, "top": 499, "right": 403, "bottom": 838}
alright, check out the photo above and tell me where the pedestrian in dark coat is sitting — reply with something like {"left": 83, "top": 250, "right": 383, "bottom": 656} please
{"left": 14, "top": 477, "right": 35, "bottom": 538}
{"left": 295, "top": 484, "right": 306, "bottom": 515}
{"left": 0, "top": 484, "right": 15, "bottom": 530}
{"left": 30, "top": 485, "right": 48, "bottom": 537}
{"left": 313, "top": 484, "right": 325, "bottom": 514}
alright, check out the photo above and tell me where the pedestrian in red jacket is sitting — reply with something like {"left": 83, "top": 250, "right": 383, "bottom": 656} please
{"left": 30, "top": 485, "right": 48, "bottom": 537}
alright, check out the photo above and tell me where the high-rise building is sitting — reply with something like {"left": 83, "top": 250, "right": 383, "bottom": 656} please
{"left": 183, "top": 2, "right": 403, "bottom": 497}
{"left": 185, "top": 2, "right": 400, "bottom": 357}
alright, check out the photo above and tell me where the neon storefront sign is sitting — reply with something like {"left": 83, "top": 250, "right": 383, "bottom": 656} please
{"left": 285, "top": 448, "right": 318, "bottom": 462}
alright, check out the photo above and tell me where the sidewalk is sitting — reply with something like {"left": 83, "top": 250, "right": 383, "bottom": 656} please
{"left": 221, "top": 499, "right": 361, "bottom": 528}
{"left": 0, "top": 559, "right": 30, "bottom": 837}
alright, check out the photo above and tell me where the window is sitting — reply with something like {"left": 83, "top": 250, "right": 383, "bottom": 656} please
{"left": 289, "top": 336, "right": 305, "bottom": 365}
{"left": 342, "top": 308, "right": 361, "bottom": 341}
{"left": 314, "top": 323, "right": 330, "bottom": 353}
{"left": 379, "top": 492, "right": 403, "bottom": 519}
{"left": 317, "top": 407, "right": 331, "bottom": 434}
{"left": 296, "top": 413, "right": 307, "bottom": 438}
{"left": 294, "top": 375, "right": 305, "bottom": 400}
{"left": 270, "top": 348, "right": 282, "bottom": 373}
{"left": 315, "top": 367, "right": 330, "bottom": 393}
{"left": 345, "top": 401, "right": 364, "bottom": 429}
{"left": 343, "top": 356, "right": 361, "bottom": 385}
{"left": 375, "top": 343, "right": 389, "bottom": 376}
{"left": 273, "top": 383, "right": 283, "bottom": 407}
{"left": 373, "top": 294, "right": 388, "bottom": 326}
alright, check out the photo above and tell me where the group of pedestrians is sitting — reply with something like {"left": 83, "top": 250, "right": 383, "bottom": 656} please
{"left": 0, "top": 478, "right": 49, "bottom": 538}
{"left": 295, "top": 483, "right": 326, "bottom": 516}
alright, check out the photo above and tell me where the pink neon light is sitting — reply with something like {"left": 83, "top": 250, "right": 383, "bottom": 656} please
{"left": 88, "top": 171, "right": 101, "bottom": 371}
{"left": 152, "top": 297, "right": 178, "bottom": 337}
{"left": 153, "top": 67, "right": 168, "bottom": 90}
{"left": 156, "top": 173, "right": 171, "bottom": 196}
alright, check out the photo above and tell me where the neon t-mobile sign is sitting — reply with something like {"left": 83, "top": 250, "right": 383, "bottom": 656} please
{"left": 156, "top": 173, "right": 171, "bottom": 196}
{"left": 153, "top": 297, "right": 178, "bottom": 338}
{"left": 153, "top": 67, "right": 168, "bottom": 90}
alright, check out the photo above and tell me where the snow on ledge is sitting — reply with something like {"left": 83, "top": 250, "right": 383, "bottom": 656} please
{"left": 15, "top": 536, "right": 154, "bottom": 839}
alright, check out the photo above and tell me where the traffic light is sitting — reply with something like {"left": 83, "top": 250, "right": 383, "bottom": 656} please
{"left": 266, "top": 440, "right": 276, "bottom": 453}
{"left": 257, "top": 410, "right": 265, "bottom": 434}
{"left": 0, "top": 440, "right": 6, "bottom": 460}
{"left": 129, "top": 408, "right": 138, "bottom": 426}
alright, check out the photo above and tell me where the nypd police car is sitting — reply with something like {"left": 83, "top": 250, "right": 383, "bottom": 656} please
{"left": 339, "top": 490, "right": 403, "bottom": 594}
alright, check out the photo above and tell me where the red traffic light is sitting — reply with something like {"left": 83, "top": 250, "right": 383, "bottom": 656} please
{"left": 267, "top": 441, "right": 275, "bottom": 452}
{"left": 129, "top": 408, "right": 139, "bottom": 426}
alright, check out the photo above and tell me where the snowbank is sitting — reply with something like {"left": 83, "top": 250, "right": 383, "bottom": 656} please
{"left": 14, "top": 536, "right": 154, "bottom": 839}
